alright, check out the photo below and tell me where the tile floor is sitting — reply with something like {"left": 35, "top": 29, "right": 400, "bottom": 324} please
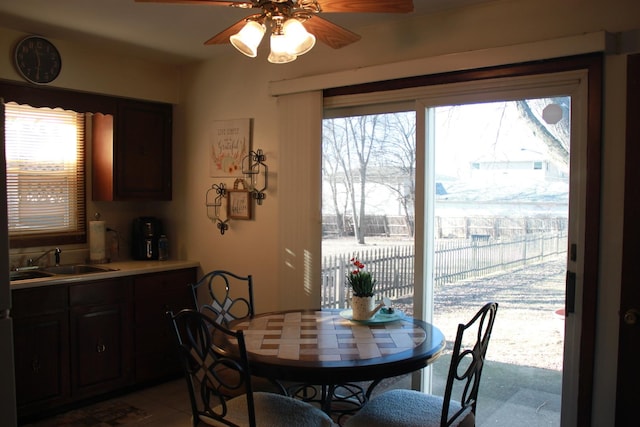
{"left": 114, "top": 379, "right": 193, "bottom": 426}
{"left": 27, "top": 377, "right": 393, "bottom": 426}
{"left": 28, "top": 359, "right": 561, "bottom": 427}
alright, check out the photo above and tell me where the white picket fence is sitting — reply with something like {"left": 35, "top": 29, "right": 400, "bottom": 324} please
{"left": 320, "top": 230, "right": 568, "bottom": 309}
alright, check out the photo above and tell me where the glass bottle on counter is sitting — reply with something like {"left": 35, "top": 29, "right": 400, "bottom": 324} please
{"left": 158, "top": 234, "right": 169, "bottom": 261}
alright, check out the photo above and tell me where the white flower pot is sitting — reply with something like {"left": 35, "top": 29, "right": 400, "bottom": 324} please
{"left": 351, "top": 296, "right": 376, "bottom": 320}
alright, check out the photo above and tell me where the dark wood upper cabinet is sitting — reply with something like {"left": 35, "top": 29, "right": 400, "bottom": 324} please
{"left": 0, "top": 81, "right": 174, "bottom": 201}
{"left": 93, "top": 99, "right": 173, "bottom": 201}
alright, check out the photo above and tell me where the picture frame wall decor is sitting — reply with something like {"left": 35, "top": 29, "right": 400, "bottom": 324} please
{"left": 209, "top": 118, "right": 251, "bottom": 178}
{"left": 227, "top": 179, "right": 252, "bottom": 220}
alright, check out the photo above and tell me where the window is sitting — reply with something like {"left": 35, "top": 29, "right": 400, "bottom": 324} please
{"left": 4, "top": 102, "right": 86, "bottom": 247}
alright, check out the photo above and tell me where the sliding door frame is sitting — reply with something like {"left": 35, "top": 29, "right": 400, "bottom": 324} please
{"left": 324, "top": 53, "right": 602, "bottom": 426}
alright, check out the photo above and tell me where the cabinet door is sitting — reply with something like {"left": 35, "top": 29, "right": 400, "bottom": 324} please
{"left": 12, "top": 285, "right": 70, "bottom": 418}
{"left": 70, "top": 302, "right": 132, "bottom": 397}
{"left": 13, "top": 312, "right": 70, "bottom": 413}
{"left": 134, "top": 268, "right": 196, "bottom": 383}
{"left": 115, "top": 100, "right": 172, "bottom": 200}
{"left": 69, "top": 279, "right": 133, "bottom": 398}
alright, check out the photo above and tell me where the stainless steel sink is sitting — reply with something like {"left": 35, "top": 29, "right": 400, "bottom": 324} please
{"left": 41, "top": 264, "right": 114, "bottom": 275}
{"left": 10, "top": 264, "right": 117, "bottom": 282}
{"left": 10, "top": 270, "right": 55, "bottom": 281}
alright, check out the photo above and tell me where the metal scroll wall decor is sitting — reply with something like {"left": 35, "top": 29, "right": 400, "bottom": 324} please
{"left": 205, "top": 149, "right": 268, "bottom": 235}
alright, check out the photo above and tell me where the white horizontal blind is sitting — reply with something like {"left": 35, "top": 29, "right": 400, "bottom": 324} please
{"left": 4, "top": 102, "right": 85, "bottom": 244}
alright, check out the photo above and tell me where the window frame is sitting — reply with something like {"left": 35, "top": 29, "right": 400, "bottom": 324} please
{"left": 0, "top": 81, "right": 119, "bottom": 249}
{"left": 4, "top": 102, "right": 87, "bottom": 248}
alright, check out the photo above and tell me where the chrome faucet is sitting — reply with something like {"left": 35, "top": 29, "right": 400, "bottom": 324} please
{"left": 27, "top": 247, "right": 62, "bottom": 267}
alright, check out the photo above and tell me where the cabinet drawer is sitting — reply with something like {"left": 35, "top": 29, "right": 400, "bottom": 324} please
{"left": 134, "top": 269, "right": 196, "bottom": 297}
{"left": 70, "top": 279, "right": 128, "bottom": 306}
{"left": 12, "top": 286, "right": 67, "bottom": 318}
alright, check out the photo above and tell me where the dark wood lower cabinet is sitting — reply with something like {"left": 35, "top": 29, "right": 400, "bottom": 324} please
{"left": 13, "top": 312, "right": 70, "bottom": 411}
{"left": 12, "top": 267, "right": 196, "bottom": 422}
{"left": 133, "top": 268, "right": 196, "bottom": 383}
{"left": 12, "top": 285, "right": 70, "bottom": 417}
{"left": 69, "top": 279, "right": 133, "bottom": 399}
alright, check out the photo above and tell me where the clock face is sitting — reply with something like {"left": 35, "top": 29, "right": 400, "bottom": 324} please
{"left": 14, "top": 36, "right": 62, "bottom": 84}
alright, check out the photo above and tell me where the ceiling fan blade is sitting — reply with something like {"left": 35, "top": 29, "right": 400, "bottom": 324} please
{"left": 315, "top": 0, "right": 413, "bottom": 13}
{"left": 135, "top": 0, "right": 254, "bottom": 7}
{"left": 303, "top": 16, "right": 361, "bottom": 49}
{"left": 204, "top": 19, "right": 248, "bottom": 44}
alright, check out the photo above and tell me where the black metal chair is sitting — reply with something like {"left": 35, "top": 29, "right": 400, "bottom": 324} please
{"left": 190, "top": 270, "right": 288, "bottom": 397}
{"left": 344, "top": 302, "right": 498, "bottom": 427}
{"left": 167, "top": 308, "right": 337, "bottom": 427}
{"left": 190, "top": 270, "right": 255, "bottom": 326}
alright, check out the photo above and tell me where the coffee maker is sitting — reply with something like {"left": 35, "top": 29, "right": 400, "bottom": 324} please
{"left": 132, "top": 217, "right": 163, "bottom": 260}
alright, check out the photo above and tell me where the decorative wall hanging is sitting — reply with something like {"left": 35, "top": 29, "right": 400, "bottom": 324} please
{"left": 242, "top": 149, "right": 268, "bottom": 205}
{"left": 205, "top": 183, "right": 229, "bottom": 234}
{"left": 227, "top": 179, "right": 252, "bottom": 220}
{"left": 209, "top": 118, "right": 251, "bottom": 178}
{"left": 205, "top": 148, "right": 268, "bottom": 235}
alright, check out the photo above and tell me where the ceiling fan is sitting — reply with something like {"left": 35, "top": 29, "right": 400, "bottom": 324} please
{"left": 135, "top": 0, "right": 414, "bottom": 63}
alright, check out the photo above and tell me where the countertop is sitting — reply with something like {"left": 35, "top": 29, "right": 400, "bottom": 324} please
{"left": 9, "top": 259, "right": 200, "bottom": 290}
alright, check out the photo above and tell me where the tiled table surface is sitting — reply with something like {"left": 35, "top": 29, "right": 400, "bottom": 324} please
{"left": 234, "top": 310, "right": 428, "bottom": 362}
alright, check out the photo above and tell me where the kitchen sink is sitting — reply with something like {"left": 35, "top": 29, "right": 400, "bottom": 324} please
{"left": 41, "top": 264, "right": 115, "bottom": 275}
{"left": 10, "top": 264, "right": 118, "bottom": 282}
{"left": 10, "top": 270, "right": 55, "bottom": 281}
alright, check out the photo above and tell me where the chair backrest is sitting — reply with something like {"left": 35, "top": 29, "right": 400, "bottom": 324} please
{"left": 167, "top": 308, "right": 257, "bottom": 427}
{"left": 441, "top": 302, "right": 498, "bottom": 427}
{"left": 190, "top": 270, "right": 254, "bottom": 326}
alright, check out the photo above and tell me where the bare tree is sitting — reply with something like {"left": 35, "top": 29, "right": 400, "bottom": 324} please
{"left": 322, "top": 120, "right": 349, "bottom": 236}
{"left": 322, "top": 97, "right": 569, "bottom": 244}
{"left": 368, "top": 112, "right": 416, "bottom": 237}
{"left": 322, "top": 115, "right": 387, "bottom": 244}
{"left": 347, "top": 115, "right": 387, "bottom": 244}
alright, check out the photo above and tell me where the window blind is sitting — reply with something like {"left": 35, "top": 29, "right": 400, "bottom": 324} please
{"left": 4, "top": 102, "right": 86, "bottom": 246}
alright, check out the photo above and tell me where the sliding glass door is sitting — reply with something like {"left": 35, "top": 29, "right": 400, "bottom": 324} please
{"left": 322, "top": 67, "right": 593, "bottom": 426}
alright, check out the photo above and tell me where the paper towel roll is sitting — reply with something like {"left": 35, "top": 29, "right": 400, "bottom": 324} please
{"left": 89, "top": 220, "right": 106, "bottom": 262}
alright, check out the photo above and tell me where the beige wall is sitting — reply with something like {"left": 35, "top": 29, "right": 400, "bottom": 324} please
{"left": 0, "top": 27, "right": 180, "bottom": 103}
{"left": 1, "top": 0, "right": 639, "bottom": 425}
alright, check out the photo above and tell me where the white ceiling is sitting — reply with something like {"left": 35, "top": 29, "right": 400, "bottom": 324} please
{"left": 0, "top": 0, "right": 492, "bottom": 64}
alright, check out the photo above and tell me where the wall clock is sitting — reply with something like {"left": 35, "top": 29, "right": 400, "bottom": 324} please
{"left": 14, "top": 36, "right": 62, "bottom": 84}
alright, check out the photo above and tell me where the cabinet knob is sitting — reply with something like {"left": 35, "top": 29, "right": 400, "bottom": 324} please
{"left": 96, "top": 343, "right": 107, "bottom": 353}
{"left": 624, "top": 309, "right": 640, "bottom": 325}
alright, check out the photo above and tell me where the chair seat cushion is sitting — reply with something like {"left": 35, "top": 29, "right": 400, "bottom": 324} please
{"left": 202, "top": 391, "right": 337, "bottom": 426}
{"left": 344, "top": 389, "right": 474, "bottom": 427}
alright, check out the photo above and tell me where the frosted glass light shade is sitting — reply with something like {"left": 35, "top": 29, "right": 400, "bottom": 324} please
{"left": 268, "top": 33, "right": 297, "bottom": 64}
{"left": 282, "top": 19, "right": 316, "bottom": 56}
{"left": 230, "top": 21, "right": 266, "bottom": 58}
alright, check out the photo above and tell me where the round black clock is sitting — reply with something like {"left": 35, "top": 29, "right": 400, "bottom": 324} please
{"left": 14, "top": 36, "right": 62, "bottom": 84}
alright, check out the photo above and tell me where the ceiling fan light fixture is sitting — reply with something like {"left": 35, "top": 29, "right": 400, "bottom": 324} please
{"left": 282, "top": 18, "right": 316, "bottom": 56}
{"left": 268, "top": 33, "right": 297, "bottom": 64}
{"left": 230, "top": 20, "right": 266, "bottom": 58}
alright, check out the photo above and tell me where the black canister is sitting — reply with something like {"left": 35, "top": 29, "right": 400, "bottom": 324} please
{"left": 132, "top": 217, "right": 162, "bottom": 260}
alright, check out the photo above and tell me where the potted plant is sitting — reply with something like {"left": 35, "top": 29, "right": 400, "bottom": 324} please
{"left": 346, "top": 257, "right": 382, "bottom": 320}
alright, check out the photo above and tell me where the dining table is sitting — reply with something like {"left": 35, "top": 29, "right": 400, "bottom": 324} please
{"left": 231, "top": 308, "right": 446, "bottom": 415}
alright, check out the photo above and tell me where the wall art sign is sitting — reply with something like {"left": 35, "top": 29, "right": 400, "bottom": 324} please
{"left": 227, "top": 179, "right": 252, "bottom": 220}
{"left": 209, "top": 118, "right": 251, "bottom": 177}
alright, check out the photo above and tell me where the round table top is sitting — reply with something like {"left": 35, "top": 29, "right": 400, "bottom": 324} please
{"left": 232, "top": 309, "right": 446, "bottom": 384}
